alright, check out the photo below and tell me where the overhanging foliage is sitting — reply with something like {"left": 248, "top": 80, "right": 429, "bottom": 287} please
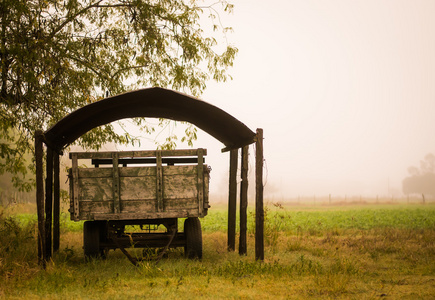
{"left": 0, "top": 0, "right": 237, "bottom": 190}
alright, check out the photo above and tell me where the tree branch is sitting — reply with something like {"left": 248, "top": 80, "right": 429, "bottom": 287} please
{"left": 49, "top": 0, "right": 105, "bottom": 39}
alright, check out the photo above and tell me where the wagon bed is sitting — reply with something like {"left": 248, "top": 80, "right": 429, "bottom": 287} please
{"left": 69, "top": 149, "right": 210, "bottom": 221}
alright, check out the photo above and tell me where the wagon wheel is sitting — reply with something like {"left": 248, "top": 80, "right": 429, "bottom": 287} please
{"left": 184, "top": 217, "right": 202, "bottom": 259}
{"left": 84, "top": 221, "right": 107, "bottom": 259}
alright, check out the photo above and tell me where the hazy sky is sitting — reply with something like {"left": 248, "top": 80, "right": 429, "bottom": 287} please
{"left": 107, "top": 0, "right": 435, "bottom": 199}
{"left": 188, "top": 0, "right": 435, "bottom": 198}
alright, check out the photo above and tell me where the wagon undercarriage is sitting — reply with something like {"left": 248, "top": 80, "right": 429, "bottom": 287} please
{"left": 83, "top": 217, "right": 202, "bottom": 263}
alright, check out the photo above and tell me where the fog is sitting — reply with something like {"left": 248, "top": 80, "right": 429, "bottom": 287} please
{"left": 195, "top": 0, "right": 435, "bottom": 199}
{"left": 94, "top": 0, "right": 435, "bottom": 200}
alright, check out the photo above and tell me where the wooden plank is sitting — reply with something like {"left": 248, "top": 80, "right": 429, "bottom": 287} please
{"left": 161, "top": 165, "right": 197, "bottom": 176}
{"left": 160, "top": 149, "right": 207, "bottom": 157}
{"left": 70, "top": 149, "right": 207, "bottom": 159}
{"left": 228, "top": 149, "right": 238, "bottom": 251}
{"left": 255, "top": 128, "right": 264, "bottom": 260}
{"left": 92, "top": 210, "right": 200, "bottom": 221}
{"left": 92, "top": 157, "right": 204, "bottom": 166}
{"left": 164, "top": 198, "right": 198, "bottom": 211}
{"left": 78, "top": 168, "right": 113, "bottom": 178}
{"left": 35, "top": 130, "right": 45, "bottom": 266}
{"left": 120, "top": 167, "right": 156, "bottom": 177}
{"left": 239, "top": 145, "right": 249, "bottom": 255}
{"left": 79, "top": 201, "right": 114, "bottom": 217}
{"left": 78, "top": 177, "right": 113, "bottom": 201}
{"left": 163, "top": 174, "right": 197, "bottom": 199}
{"left": 70, "top": 151, "right": 155, "bottom": 159}
{"left": 120, "top": 176, "right": 156, "bottom": 200}
{"left": 120, "top": 200, "right": 156, "bottom": 213}
{"left": 45, "top": 147, "right": 53, "bottom": 261}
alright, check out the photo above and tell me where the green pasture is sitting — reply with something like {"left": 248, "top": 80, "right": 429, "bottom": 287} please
{"left": 1, "top": 203, "right": 435, "bottom": 299}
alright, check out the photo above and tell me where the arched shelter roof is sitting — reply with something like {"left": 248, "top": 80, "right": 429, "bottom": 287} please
{"left": 44, "top": 87, "right": 256, "bottom": 151}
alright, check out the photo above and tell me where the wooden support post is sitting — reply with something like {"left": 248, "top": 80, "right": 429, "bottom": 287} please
{"left": 227, "top": 149, "right": 238, "bottom": 251}
{"left": 239, "top": 145, "right": 248, "bottom": 255}
{"left": 45, "top": 147, "right": 54, "bottom": 261}
{"left": 35, "top": 131, "right": 45, "bottom": 266}
{"left": 53, "top": 152, "right": 60, "bottom": 253}
{"left": 255, "top": 128, "right": 264, "bottom": 261}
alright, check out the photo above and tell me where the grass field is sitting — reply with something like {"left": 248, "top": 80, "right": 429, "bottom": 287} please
{"left": 1, "top": 202, "right": 435, "bottom": 299}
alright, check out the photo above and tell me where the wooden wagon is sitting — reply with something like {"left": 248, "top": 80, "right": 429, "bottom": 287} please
{"left": 68, "top": 148, "right": 210, "bottom": 260}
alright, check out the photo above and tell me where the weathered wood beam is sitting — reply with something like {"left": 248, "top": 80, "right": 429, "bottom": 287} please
{"left": 227, "top": 149, "right": 238, "bottom": 251}
{"left": 53, "top": 151, "right": 60, "bottom": 253}
{"left": 197, "top": 148, "right": 204, "bottom": 216}
{"left": 35, "top": 131, "right": 45, "bottom": 266}
{"left": 70, "top": 149, "right": 207, "bottom": 159}
{"left": 112, "top": 152, "right": 120, "bottom": 213}
{"left": 255, "top": 128, "right": 264, "bottom": 260}
{"left": 239, "top": 145, "right": 248, "bottom": 255}
{"left": 71, "top": 153, "right": 79, "bottom": 221}
{"left": 156, "top": 151, "right": 163, "bottom": 212}
{"left": 45, "top": 147, "right": 54, "bottom": 261}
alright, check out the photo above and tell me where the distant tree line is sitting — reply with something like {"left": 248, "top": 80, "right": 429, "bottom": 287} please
{"left": 402, "top": 153, "right": 435, "bottom": 197}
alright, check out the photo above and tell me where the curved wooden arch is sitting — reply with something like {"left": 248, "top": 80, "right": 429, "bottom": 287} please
{"left": 36, "top": 87, "right": 264, "bottom": 266}
{"left": 44, "top": 87, "right": 256, "bottom": 151}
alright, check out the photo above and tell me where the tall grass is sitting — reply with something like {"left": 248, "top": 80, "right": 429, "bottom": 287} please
{"left": 0, "top": 206, "right": 39, "bottom": 294}
{"left": 1, "top": 203, "right": 435, "bottom": 299}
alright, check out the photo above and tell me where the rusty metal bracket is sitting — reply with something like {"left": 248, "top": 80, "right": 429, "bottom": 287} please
{"left": 109, "top": 231, "right": 139, "bottom": 266}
